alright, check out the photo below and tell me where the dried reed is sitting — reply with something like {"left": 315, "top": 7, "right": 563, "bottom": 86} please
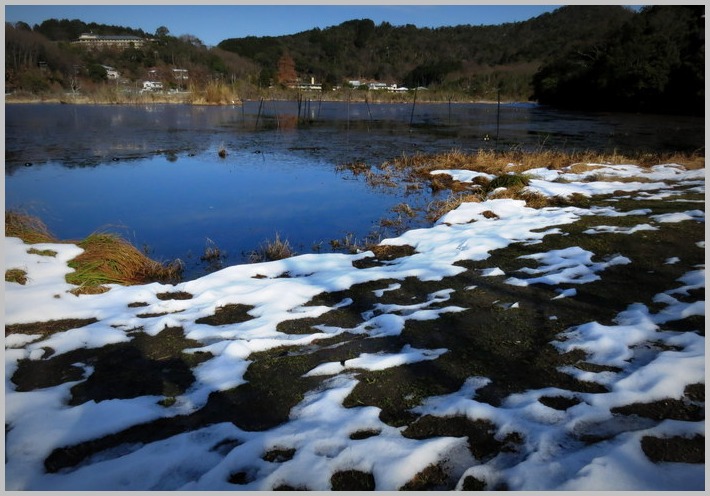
{"left": 5, "top": 210, "right": 56, "bottom": 244}
{"left": 248, "top": 233, "right": 295, "bottom": 263}
{"left": 66, "top": 232, "right": 183, "bottom": 292}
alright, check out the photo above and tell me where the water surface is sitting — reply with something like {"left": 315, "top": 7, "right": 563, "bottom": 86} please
{"left": 6, "top": 102, "right": 703, "bottom": 279}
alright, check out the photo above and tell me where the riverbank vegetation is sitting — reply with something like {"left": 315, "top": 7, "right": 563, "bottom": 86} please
{"left": 342, "top": 148, "right": 704, "bottom": 225}
{"left": 5, "top": 211, "right": 183, "bottom": 294}
{"left": 5, "top": 6, "right": 703, "bottom": 114}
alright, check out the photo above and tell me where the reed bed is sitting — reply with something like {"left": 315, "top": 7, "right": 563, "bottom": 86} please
{"left": 382, "top": 148, "right": 705, "bottom": 180}
{"left": 186, "top": 82, "right": 239, "bottom": 105}
{"left": 360, "top": 148, "right": 705, "bottom": 221}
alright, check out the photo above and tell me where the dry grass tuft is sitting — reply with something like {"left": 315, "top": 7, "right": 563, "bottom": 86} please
{"left": 66, "top": 232, "right": 183, "bottom": 293}
{"left": 28, "top": 247, "right": 58, "bottom": 257}
{"left": 518, "top": 190, "right": 552, "bottom": 209}
{"left": 5, "top": 268, "right": 28, "bottom": 285}
{"left": 200, "top": 238, "right": 223, "bottom": 262}
{"left": 486, "top": 173, "right": 531, "bottom": 192}
{"left": 5, "top": 210, "right": 57, "bottom": 244}
{"left": 248, "top": 233, "right": 295, "bottom": 263}
{"left": 427, "top": 193, "right": 482, "bottom": 222}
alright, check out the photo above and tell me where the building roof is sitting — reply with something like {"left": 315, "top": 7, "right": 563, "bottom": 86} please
{"left": 76, "top": 33, "right": 144, "bottom": 41}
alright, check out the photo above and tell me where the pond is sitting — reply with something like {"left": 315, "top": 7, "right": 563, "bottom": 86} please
{"left": 5, "top": 101, "right": 703, "bottom": 280}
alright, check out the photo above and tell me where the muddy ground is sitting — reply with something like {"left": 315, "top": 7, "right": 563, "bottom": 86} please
{"left": 6, "top": 187, "right": 705, "bottom": 490}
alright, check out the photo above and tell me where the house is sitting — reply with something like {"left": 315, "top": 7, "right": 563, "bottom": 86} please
{"left": 101, "top": 65, "right": 120, "bottom": 79}
{"left": 172, "top": 69, "right": 188, "bottom": 81}
{"left": 72, "top": 33, "right": 146, "bottom": 50}
{"left": 348, "top": 79, "right": 403, "bottom": 91}
{"left": 291, "top": 77, "right": 322, "bottom": 91}
{"left": 367, "top": 82, "right": 389, "bottom": 91}
{"left": 141, "top": 81, "right": 163, "bottom": 92}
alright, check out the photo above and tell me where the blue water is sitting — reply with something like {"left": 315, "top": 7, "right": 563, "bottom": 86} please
{"left": 5, "top": 102, "right": 703, "bottom": 280}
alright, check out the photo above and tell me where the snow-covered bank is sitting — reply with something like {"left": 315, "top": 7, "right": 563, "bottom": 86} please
{"left": 5, "top": 162, "right": 704, "bottom": 490}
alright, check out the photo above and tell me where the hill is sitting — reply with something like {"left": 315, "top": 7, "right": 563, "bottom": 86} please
{"left": 218, "top": 6, "right": 634, "bottom": 99}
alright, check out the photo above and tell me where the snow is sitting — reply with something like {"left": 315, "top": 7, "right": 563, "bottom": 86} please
{"left": 430, "top": 169, "right": 496, "bottom": 182}
{"left": 504, "top": 246, "right": 631, "bottom": 287}
{"left": 4, "top": 161, "right": 705, "bottom": 490}
{"left": 304, "top": 345, "right": 448, "bottom": 377}
{"left": 651, "top": 209, "right": 705, "bottom": 223}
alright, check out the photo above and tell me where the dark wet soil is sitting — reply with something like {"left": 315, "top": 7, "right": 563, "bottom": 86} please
{"left": 6, "top": 188, "right": 705, "bottom": 489}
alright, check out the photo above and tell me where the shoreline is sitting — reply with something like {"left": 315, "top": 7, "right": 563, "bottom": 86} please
{"left": 4, "top": 92, "right": 531, "bottom": 107}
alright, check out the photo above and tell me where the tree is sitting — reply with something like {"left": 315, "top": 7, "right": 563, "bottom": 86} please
{"left": 276, "top": 52, "right": 297, "bottom": 86}
{"left": 155, "top": 26, "right": 170, "bottom": 38}
{"left": 14, "top": 21, "right": 32, "bottom": 31}
{"left": 86, "top": 63, "right": 107, "bottom": 82}
{"left": 179, "top": 34, "right": 204, "bottom": 48}
{"left": 258, "top": 67, "right": 274, "bottom": 87}
{"left": 532, "top": 5, "right": 704, "bottom": 115}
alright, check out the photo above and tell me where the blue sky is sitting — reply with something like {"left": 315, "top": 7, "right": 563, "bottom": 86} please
{"left": 4, "top": 4, "right": 565, "bottom": 47}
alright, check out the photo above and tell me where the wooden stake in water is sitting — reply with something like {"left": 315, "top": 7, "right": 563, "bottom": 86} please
{"left": 496, "top": 86, "right": 501, "bottom": 147}
{"left": 409, "top": 88, "right": 418, "bottom": 128}
{"left": 365, "top": 96, "right": 373, "bottom": 132}
{"left": 255, "top": 97, "right": 264, "bottom": 130}
{"left": 448, "top": 95, "right": 452, "bottom": 126}
{"left": 272, "top": 99, "right": 280, "bottom": 129}
{"left": 297, "top": 92, "right": 303, "bottom": 124}
{"left": 347, "top": 92, "right": 351, "bottom": 133}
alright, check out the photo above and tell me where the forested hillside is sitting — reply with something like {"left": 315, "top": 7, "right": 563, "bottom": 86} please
{"left": 218, "top": 6, "right": 634, "bottom": 99}
{"left": 5, "top": 5, "right": 704, "bottom": 114}
{"left": 532, "top": 5, "right": 704, "bottom": 115}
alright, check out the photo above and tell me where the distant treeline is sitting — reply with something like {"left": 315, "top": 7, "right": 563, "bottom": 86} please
{"left": 5, "top": 5, "right": 704, "bottom": 115}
